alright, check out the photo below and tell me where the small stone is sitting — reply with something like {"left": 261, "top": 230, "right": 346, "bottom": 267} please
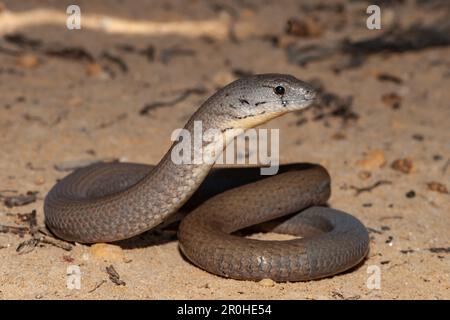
{"left": 405, "top": 190, "right": 416, "bottom": 198}
{"left": 331, "top": 132, "right": 346, "bottom": 140}
{"left": 391, "top": 158, "right": 414, "bottom": 174}
{"left": 356, "top": 149, "right": 386, "bottom": 170}
{"left": 86, "top": 63, "right": 103, "bottom": 76}
{"left": 259, "top": 278, "right": 275, "bottom": 287}
{"left": 17, "top": 54, "right": 40, "bottom": 68}
{"left": 34, "top": 176, "right": 45, "bottom": 185}
{"left": 90, "top": 243, "right": 124, "bottom": 261}
{"left": 285, "top": 18, "right": 323, "bottom": 38}
{"left": 426, "top": 182, "right": 448, "bottom": 194}
{"left": 412, "top": 134, "right": 424, "bottom": 141}
{"left": 381, "top": 92, "right": 402, "bottom": 109}
{"left": 358, "top": 171, "right": 372, "bottom": 180}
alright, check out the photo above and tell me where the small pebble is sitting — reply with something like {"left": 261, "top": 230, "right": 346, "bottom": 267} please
{"left": 356, "top": 149, "right": 386, "bottom": 170}
{"left": 426, "top": 182, "right": 448, "bottom": 194}
{"left": 331, "top": 132, "right": 346, "bottom": 140}
{"left": 86, "top": 63, "right": 103, "bottom": 76}
{"left": 259, "top": 278, "right": 275, "bottom": 287}
{"left": 17, "top": 54, "right": 40, "bottom": 68}
{"left": 358, "top": 171, "right": 372, "bottom": 180}
{"left": 90, "top": 243, "right": 124, "bottom": 261}
{"left": 391, "top": 158, "right": 414, "bottom": 174}
{"left": 285, "top": 18, "right": 323, "bottom": 38}
{"left": 34, "top": 176, "right": 45, "bottom": 185}
{"left": 405, "top": 190, "right": 416, "bottom": 198}
{"left": 381, "top": 92, "right": 402, "bottom": 109}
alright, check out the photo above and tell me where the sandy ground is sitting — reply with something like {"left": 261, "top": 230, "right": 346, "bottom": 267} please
{"left": 0, "top": 0, "right": 449, "bottom": 299}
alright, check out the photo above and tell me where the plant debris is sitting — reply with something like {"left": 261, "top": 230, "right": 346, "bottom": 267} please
{"left": 367, "top": 227, "right": 383, "bottom": 234}
{"left": 88, "top": 280, "right": 107, "bottom": 293}
{"left": 4, "top": 33, "right": 42, "bottom": 49}
{"left": 106, "top": 265, "right": 126, "bottom": 286}
{"left": 0, "top": 225, "right": 29, "bottom": 237}
{"left": 385, "top": 236, "right": 394, "bottom": 244}
{"left": 442, "top": 159, "right": 450, "bottom": 174}
{"left": 1, "top": 191, "right": 38, "bottom": 208}
{"left": 427, "top": 247, "right": 450, "bottom": 254}
{"left": 350, "top": 180, "right": 392, "bottom": 196}
{"left": 101, "top": 51, "right": 128, "bottom": 73}
{"left": 2, "top": 210, "right": 72, "bottom": 254}
{"left": 16, "top": 233, "right": 73, "bottom": 254}
{"left": 286, "top": 21, "right": 450, "bottom": 68}
{"left": 39, "top": 235, "right": 73, "bottom": 251}
{"left": 379, "top": 215, "right": 403, "bottom": 221}
{"left": 139, "top": 46, "right": 155, "bottom": 62}
{"left": 139, "top": 87, "right": 207, "bottom": 116}
{"left": 44, "top": 45, "right": 94, "bottom": 62}
{"left": 331, "top": 290, "right": 360, "bottom": 300}
{"left": 376, "top": 73, "right": 403, "bottom": 84}
{"left": 16, "top": 238, "right": 42, "bottom": 254}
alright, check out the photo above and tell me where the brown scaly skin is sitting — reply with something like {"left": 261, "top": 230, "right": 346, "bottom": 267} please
{"left": 44, "top": 74, "right": 369, "bottom": 281}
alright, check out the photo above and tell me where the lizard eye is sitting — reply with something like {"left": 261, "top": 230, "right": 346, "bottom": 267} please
{"left": 274, "top": 86, "right": 285, "bottom": 95}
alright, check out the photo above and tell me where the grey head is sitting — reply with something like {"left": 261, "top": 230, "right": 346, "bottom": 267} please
{"left": 197, "top": 73, "right": 317, "bottom": 130}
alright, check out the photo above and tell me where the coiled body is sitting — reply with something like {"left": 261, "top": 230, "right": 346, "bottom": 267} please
{"left": 44, "top": 74, "right": 369, "bottom": 281}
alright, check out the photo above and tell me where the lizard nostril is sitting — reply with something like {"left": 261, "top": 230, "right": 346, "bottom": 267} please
{"left": 305, "top": 89, "right": 316, "bottom": 100}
